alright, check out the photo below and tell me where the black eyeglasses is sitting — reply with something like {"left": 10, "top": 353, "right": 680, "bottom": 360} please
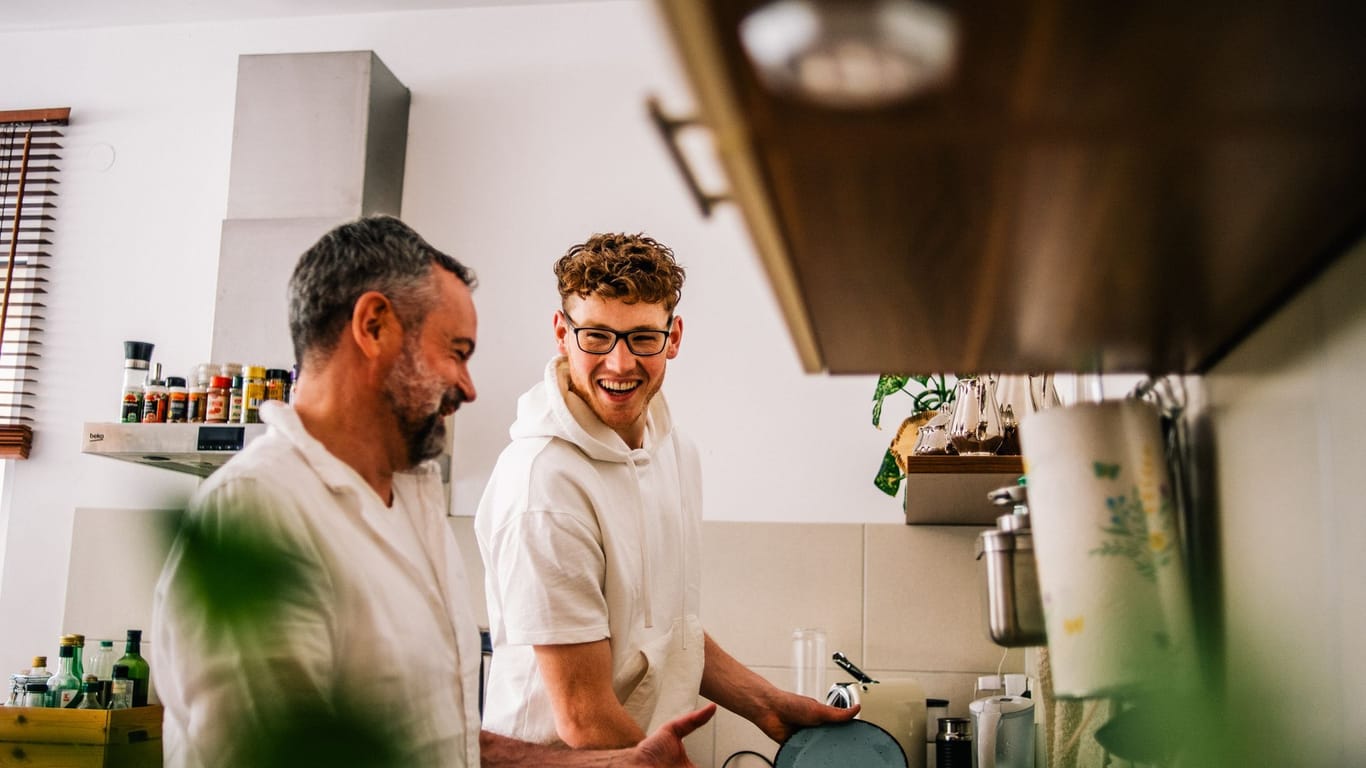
{"left": 562, "top": 313, "right": 673, "bottom": 356}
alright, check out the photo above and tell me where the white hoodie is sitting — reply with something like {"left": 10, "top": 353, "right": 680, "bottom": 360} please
{"left": 476, "top": 357, "right": 705, "bottom": 745}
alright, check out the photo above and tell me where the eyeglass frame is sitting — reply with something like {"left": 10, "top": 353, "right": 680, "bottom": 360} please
{"left": 560, "top": 311, "right": 675, "bottom": 357}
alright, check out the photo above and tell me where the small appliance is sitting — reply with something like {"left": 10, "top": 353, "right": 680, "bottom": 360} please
{"left": 968, "top": 676, "right": 1034, "bottom": 768}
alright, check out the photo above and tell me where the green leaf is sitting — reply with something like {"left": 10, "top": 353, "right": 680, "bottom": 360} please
{"left": 871, "top": 374, "right": 911, "bottom": 427}
{"left": 873, "top": 448, "right": 904, "bottom": 496}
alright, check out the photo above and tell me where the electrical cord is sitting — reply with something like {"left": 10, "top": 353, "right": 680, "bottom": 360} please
{"left": 720, "top": 749, "right": 775, "bottom": 768}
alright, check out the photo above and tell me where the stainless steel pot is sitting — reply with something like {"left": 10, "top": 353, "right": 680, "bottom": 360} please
{"left": 975, "top": 485, "right": 1046, "bottom": 647}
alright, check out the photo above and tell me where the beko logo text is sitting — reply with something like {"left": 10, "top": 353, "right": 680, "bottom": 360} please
{"left": 88, "top": 433, "right": 105, "bottom": 442}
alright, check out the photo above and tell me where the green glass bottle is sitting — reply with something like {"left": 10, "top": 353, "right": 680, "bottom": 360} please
{"left": 116, "top": 629, "right": 150, "bottom": 707}
{"left": 65, "top": 634, "right": 85, "bottom": 682}
{"left": 46, "top": 644, "right": 81, "bottom": 708}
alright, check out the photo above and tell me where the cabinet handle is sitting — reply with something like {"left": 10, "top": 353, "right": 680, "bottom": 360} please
{"left": 647, "top": 97, "right": 730, "bottom": 218}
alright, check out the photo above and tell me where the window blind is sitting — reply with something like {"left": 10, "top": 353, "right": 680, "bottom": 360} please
{"left": 1, "top": 107, "right": 70, "bottom": 460}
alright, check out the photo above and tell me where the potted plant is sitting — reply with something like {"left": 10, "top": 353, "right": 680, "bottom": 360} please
{"left": 871, "top": 374, "right": 956, "bottom": 497}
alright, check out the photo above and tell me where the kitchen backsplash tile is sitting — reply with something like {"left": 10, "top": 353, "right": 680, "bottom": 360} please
{"left": 863, "top": 524, "right": 1008, "bottom": 672}
{"left": 700, "top": 522, "right": 864, "bottom": 671}
{"left": 448, "top": 516, "right": 488, "bottom": 628}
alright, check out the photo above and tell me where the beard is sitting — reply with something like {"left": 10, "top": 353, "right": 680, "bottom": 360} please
{"left": 384, "top": 343, "right": 464, "bottom": 467}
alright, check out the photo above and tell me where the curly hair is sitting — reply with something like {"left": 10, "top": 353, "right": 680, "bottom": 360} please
{"left": 554, "top": 233, "right": 686, "bottom": 313}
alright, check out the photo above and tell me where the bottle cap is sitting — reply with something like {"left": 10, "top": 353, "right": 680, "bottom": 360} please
{"left": 123, "top": 341, "right": 154, "bottom": 362}
{"left": 221, "top": 362, "right": 243, "bottom": 378}
{"left": 166, "top": 376, "right": 186, "bottom": 388}
{"left": 99, "top": 640, "right": 113, "bottom": 648}
{"left": 126, "top": 629, "right": 142, "bottom": 642}
{"left": 112, "top": 664, "right": 130, "bottom": 679}
{"left": 245, "top": 366, "right": 267, "bottom": 379}
{"left": 60, "top": 634, "right": 78, "bottom": 646}
{"left": 31, "top": 656, "right": 46, "bottom": 668}
{"left": 209, "top": 376, "right": 232, "bottom": 389}
{"left": 231, "top": 375, "right": 243, "bottom": 388}
{"left": 71, "top": 634, "right": 85, "bottom": 645}
{"left": 265, "top": 368, "right": 290, "bottom": 380}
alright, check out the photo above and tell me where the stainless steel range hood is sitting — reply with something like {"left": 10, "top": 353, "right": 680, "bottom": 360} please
{"left": 82, "top": 422, "right": 267, "bottom": 477}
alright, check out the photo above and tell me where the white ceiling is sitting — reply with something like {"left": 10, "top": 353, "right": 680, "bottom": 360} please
{"left": 1, "top": 0, "right": 595, "bottom": 32}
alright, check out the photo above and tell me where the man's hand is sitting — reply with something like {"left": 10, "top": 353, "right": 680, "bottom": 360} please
{"left": 627, "top": 704, "right": 717, "bottom": 767}
{"left": 748, "top": 691, "right": 859, "bottom": 744}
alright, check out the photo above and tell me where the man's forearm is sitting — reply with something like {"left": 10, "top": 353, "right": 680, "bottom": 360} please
{"left": 698, "top": 633, "right": 778, "bottom": 721}
{"left": 480, "top": 730, "right": 630, "bottom": 767}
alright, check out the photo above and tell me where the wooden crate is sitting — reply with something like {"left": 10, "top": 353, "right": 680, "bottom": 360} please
{"left": 0, "top": 706, "right": 161, "bottom": 745}
{"left": 0, "top": 706, "right": 162, "bottom": 768}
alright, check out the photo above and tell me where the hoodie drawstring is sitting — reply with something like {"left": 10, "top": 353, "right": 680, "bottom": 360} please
{"left": 627, "top": 452, "right": 655, "bottom": 630}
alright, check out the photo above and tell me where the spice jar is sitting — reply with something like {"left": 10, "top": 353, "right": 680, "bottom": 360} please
{"left": 228, "top": 376, "right": 244, "bottom": 423}
{"left": 241, "top": 366, "right": 267, "bottom": 423}
{"left": 265, "top": 368, "right": 290, "bottom": 404}
{"left": 141, "top": 364, "right": 167, "bottom": 423}
{"left": 205, "top": 376, "right": 231, "bottom": 424}
{"left": 165, "top": 377, "right": 188, "bottom": 423}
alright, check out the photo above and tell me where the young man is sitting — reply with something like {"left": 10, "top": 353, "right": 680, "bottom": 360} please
{"left": 152, "top": 217, "right": 712, "bottom": 768}
{"left": 477, "top": 233, "right": 854, "bottom": 751}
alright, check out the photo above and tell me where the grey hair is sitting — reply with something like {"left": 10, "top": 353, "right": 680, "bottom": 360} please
{"left": 288, "top": 215, "right": 476, "bottom": 368}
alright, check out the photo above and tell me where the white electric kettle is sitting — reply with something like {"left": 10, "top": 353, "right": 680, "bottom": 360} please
{"left": 968, "top": 694, "right": 1034, "bottom": 768}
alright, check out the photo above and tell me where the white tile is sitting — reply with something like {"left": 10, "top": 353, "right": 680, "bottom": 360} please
{"left": 863, "top": 524, "right": 1006, "bottom": 672}
{"left": 701, "top": 522, "right": 864, "bottom": 672}
{"left": 448, "top": 516, "right": 488, "bottom": 628}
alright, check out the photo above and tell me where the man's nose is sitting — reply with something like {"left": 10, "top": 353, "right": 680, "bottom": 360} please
{"left": 459, "top": 373, "right": 477, "bottom": 404}
{"left": 603, "top": 339, "right": 638, "bottom": 371}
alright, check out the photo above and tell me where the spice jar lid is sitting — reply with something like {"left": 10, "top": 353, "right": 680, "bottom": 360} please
{"left": 245, "top": 366, "right": 267, "bottom": 378}
{"left": 265, "top": 368, "right": 290, "bottom": 380}
{"left": 166, "top": 376, "right": 187, "bottom": 388}
{"left": 209, "top": 376, "right": 232, "bottom": 389}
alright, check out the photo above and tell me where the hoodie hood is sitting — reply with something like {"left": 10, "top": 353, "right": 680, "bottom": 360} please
{"left": 510, "top": 357, "right": 674, "bottom": 463}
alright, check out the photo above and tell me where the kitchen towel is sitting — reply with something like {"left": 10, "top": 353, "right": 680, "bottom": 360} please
{"left": 1020, "top": 399, "right": 1197, "bottom": 698}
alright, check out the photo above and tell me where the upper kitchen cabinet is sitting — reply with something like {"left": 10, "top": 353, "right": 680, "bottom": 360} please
{"left": 654, "top": 0, "right": 1366, "bottom": 374}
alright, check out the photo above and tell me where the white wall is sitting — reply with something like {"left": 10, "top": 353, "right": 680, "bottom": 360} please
{"left": 1206, "top": 235, "right": 1366, "bottom": 763}
{"left": 0, "top": 1, "right": 907, "bottom": 672}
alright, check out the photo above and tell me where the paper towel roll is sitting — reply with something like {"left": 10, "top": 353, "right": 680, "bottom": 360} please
{"left": 1020, "top": 399, "right": 1196, "bottom": 698}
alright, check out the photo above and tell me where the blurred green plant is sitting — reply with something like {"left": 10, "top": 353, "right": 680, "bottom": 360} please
{"left": 871, "top": 374, "right": 955, "bottom": 497}
{"left": 166, "top": 510, "right": 408, "bottom": 766}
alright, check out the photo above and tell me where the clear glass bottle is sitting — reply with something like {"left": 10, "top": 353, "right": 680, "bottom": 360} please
{"left": 116, "top": 630, "right": 150, "bottom": 707}
{"left": 77, "top": 679, "right": 104, "bottom": 710}
{"left": 109, "top": 665, "right": 133, "bottom": 710}
{"left": 22, "top": 682, "right": 49, "bottom": 708}
{"left": 47, "top": 643, "right": 81, "bottom": 708}
{"left": 120, "top": 341, "right": 154, "bottom": 423}
{"left": 88, "top": 639, "right": 116, "bottom": 681}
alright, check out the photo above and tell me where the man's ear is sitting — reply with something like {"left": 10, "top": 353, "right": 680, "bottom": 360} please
{"left": 665, "top": 315, "right": 683, "bottom": 360}
{"left": 553, "top": 310, "right": 571, "bottom": 357}
{"left": 351, "top": 291, "right": 398, "bottom": 359}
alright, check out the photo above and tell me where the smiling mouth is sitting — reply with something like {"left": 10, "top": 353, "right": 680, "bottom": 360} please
{"left": 598, "top": 380, "right": 641, "bottom": 395}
